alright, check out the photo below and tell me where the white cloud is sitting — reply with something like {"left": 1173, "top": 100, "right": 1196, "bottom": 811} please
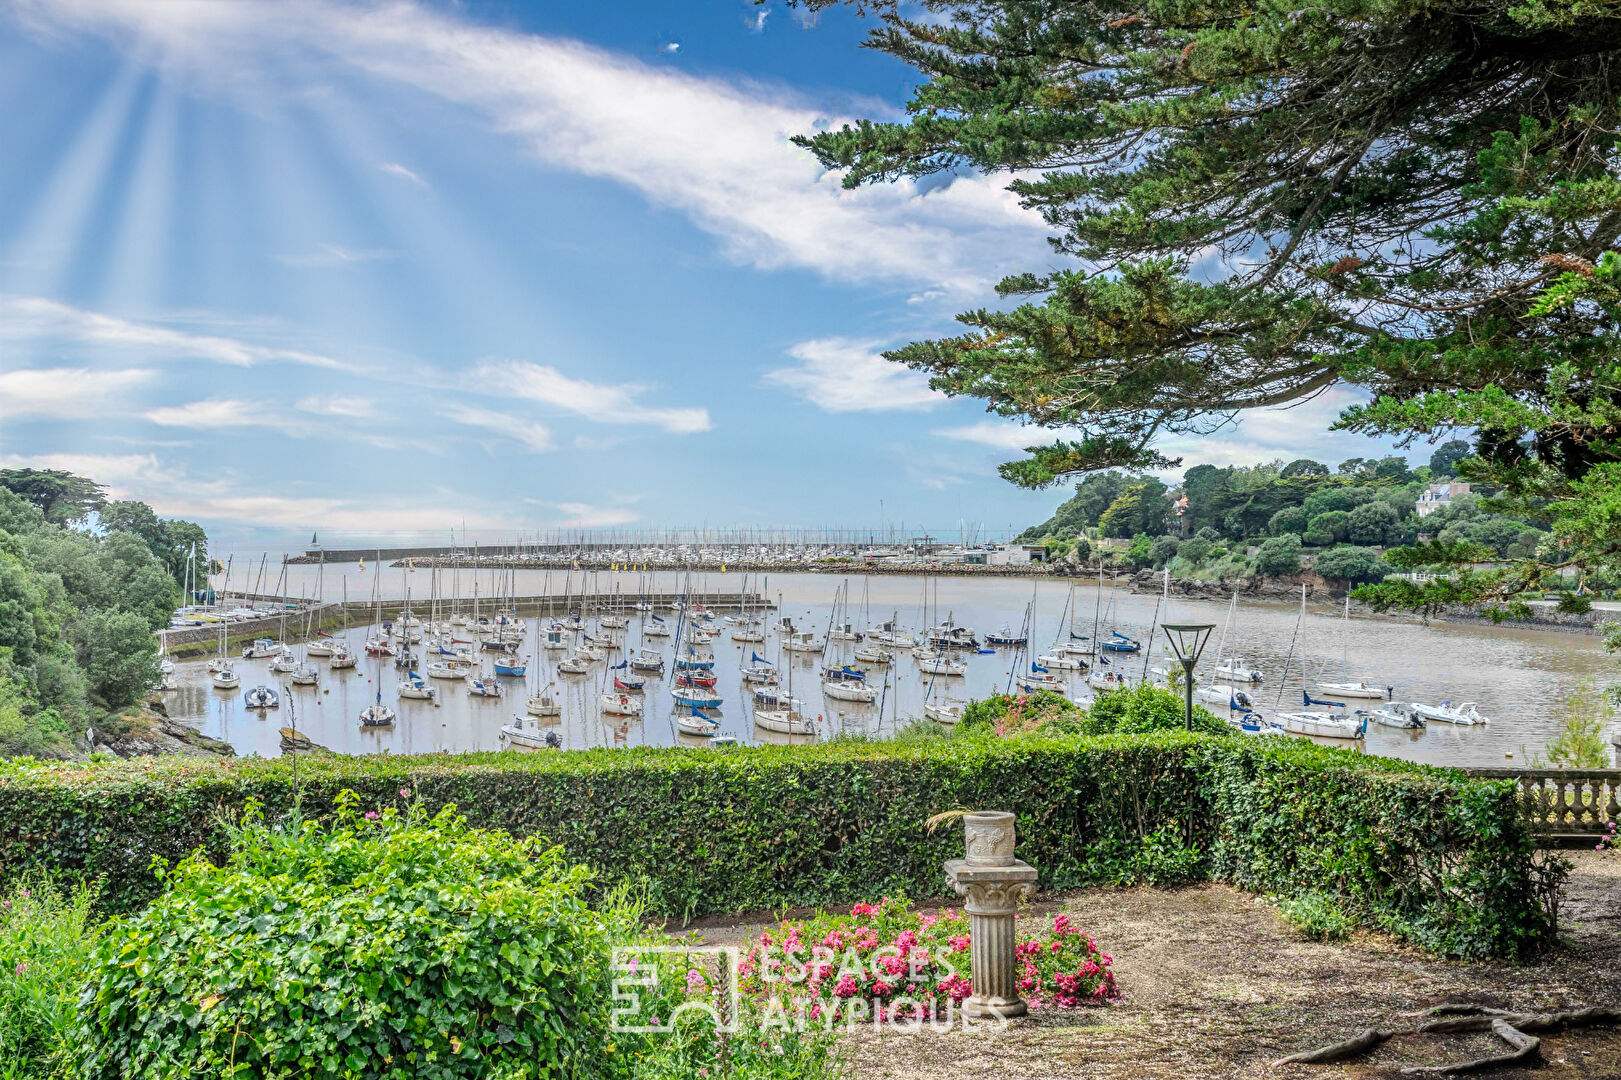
{"left": 763, "top": 337, "right": 943, "bottom": 413}
{"left": 474, "top": 358, "right": 711, "bottom": 434}
{"left": 934, "top": 421, "right": 1069, "bottom": 451}
{"left": 0, "top": 295, "right": 348, "bottom": 369}
{"left": 0, "top": 366, "right": 153, "bottom": 417}
{"left": 296, "top": 394, "right": 377, "bottom": 419}
{"left": 144, "top": 398, "right": 281, "bottom": 430}
{"left": 441, "top": 402, "right": 554, "bottom": 452}
{"left": 748, "top": 7, "right": 770, "bottom": 32}
{"left": 551, "top": 501, "right": 639, "bottom": 528}
{"left": 378, "top": 161, "right": 428, "bottom": 187}
{"left": 658, "top": 42, "right": 680, "bottom": 54}
{"left": 274, "top": 243, "right": 398, "bottom": 268}
{"left": 7, "top": 0, "right": 1054, "bottom": 297}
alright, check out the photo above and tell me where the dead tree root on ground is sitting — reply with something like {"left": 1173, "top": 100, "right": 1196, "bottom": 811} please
{"left": 1274, "top": 1004, "right": 1621, "bottom": 1075}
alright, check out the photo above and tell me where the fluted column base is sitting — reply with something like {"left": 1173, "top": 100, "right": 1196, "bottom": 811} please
{"left": 945, "top": 857, "right": 1038, "bottom": 1022}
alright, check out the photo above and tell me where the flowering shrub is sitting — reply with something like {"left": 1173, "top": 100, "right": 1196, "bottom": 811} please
{"left": 736, "top": 898, "right": 1116, "bottom": 1023}
{"left": 1599, "top": 820, "right": 1617, "bottom": 854}
{"left": 1016, "top": 913, "right": 1119, "bottom": 1007}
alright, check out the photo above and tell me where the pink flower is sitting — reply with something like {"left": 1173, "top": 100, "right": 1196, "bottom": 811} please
{"left": 364, "top": 811, "right": 380, "bottom": 821}
{"left": 399, "top": 788, "right": 411, "bottom": 798}
{"left": 949, "top": 936, "right": 970, "bottom": 953}
{"left": 833, "top": 975, "right": 860, "bottom": 999}
{"left": 851, "top": 901, "right": 877, "bottom": 916}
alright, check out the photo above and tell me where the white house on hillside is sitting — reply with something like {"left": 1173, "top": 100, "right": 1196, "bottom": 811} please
{"left": 1416, "top": 481, "right": 1471, "bottom": 518}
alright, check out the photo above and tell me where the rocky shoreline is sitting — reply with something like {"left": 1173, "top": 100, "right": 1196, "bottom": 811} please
{"left": 83, "top": 698, "right": 236, "bottom": 760}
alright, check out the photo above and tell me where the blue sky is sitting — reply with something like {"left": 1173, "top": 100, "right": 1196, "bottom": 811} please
{"left": 0, "top": 0, "right": 1406, "bottom": 550}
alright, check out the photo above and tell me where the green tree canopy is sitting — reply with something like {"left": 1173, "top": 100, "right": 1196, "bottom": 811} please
{"left": 796, "top": 0, "right": 1621, "bottom": 607}
{"left": 0, "top": 470, "right": 106, "bottom": 525}
{"left": 1314, "top": 545, "right": 1392, "bottom": 586}
{"left": 1254, "top": 534, "right": 1304, "bottom": 577}
{"left": 1429, "top": 440, "right": 1474, "bottom": 477}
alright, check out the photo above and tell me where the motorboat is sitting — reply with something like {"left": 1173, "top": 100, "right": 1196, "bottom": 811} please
{"left": 397, "top": 678, "right": 437, "bottom": 701}
{"left": 781, "top": 632, "right": 823, "bottom": 654}
{"left": 241, "top": 638, "right": 279, "bottom": 659}
{"left": 269, "top": 652, "right": 300, "bottom": 674}
{"left": 828, "top": 622, "right": 863, "bottom": 643}
{"left": 852, "top": 645, "right": 892, "bottom": 665}
{"left": 601, "top": 693, "right": 643, "bottom": 716}
{"left": 923, "top": 700, "right": 966, "bottom": 724}
{"left": 245, "top": 685, "right": 279, "bottom": 710}
{"left": 1087, "top": 670, "right": 1132, "bottom": 691}
{"left": 1018, "top": 671, "right": 1067, "bottom": 692}
{"left": 754, "top": 708, "right": 816, "bottom": 735}
{"left": 1362, "top": 703, "right": 1424, "bottom": 729}
{"left": 925, "top": 616, "right": 978, "bottom": 649}
{"left": 542, "top": 628, "right": 569, "bottom": 651}
{"left": 1215, "top": 657, "right": 1263, "bottom": 682}
{"left": 866, "top": 616, "right": 915, "bottom": 648}
{"left": 1194, "top": 684, "right": 1254, "bottom": 711}
{"left": 1411, "top": 700, "right": 1490, "bottom": 725}
{"left": 1275, "top": 711, "right": 1368, "bottom": 739}
{"left": 1035, "top": 652, "right": 1089, "bottom": 671}
{"left": 501, "top": 715, "right": 561, "bottom": 750}
{"left": 984, "top": 626, "right": 1027, "bottom": 646}
{"left": 822, "top": 679, "right": 877, "bottom": 703}
{"left": 1318, "top": 681, "right": 1389, "bottom": 699}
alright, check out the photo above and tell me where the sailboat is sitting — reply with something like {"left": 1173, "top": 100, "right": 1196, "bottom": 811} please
{"left": 360, "top": 675, "right": 395, "bottom": 726}
{"left": 397, "top": 671, "right": 438, "bottom": 701}
{"left": 1318, "top": 597, "right": 1389, "bottom": 698}
{"left": 527, "top": 681, "right": 562, "bottom": 718}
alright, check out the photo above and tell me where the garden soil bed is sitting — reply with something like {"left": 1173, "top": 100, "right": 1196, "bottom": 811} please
{"left": 691, "top": 851, "right": 1621, "bottom": 1079}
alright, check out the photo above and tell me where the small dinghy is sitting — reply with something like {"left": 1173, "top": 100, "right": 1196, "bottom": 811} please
{"left": 1411, "top": 700, "right": 1490, "bottom": 725}
{"left": 245, "top": 685, "right": 279, "bottom": 710}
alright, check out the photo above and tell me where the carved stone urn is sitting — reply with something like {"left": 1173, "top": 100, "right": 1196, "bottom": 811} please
{"left": 945, "top": 810, "right": 1037, "bottom": 1020}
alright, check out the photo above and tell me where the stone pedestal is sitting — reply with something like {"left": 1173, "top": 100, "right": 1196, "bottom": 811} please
{"left": 946, "top": 812, "right": 1038, "bottom": 1021}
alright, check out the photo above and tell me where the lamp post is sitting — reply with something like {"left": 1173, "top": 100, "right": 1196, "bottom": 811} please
{"left": 1160, "top": 623, "right": 1216, "bottom": 729}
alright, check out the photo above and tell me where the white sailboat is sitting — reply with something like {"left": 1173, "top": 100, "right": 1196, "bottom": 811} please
{"left": 1275, "top": 711, "right": 1367, "bottom": 740}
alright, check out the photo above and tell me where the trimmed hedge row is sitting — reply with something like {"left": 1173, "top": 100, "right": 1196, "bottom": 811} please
{"left": 0, "top": 733, "right": 1559, "bottom": 958}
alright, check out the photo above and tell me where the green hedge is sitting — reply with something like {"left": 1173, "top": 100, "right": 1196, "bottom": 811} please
{"left": 0, "top": 733, "right": 1559, "bottom": 958}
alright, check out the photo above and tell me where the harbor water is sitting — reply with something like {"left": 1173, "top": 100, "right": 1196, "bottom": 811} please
{"left": 163, "top": 563, "right": 1616, "bottom": 766}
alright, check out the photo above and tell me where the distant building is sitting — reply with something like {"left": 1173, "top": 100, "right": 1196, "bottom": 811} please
{"left": 1416, "top": 481, "right": 1471, "bottom": 518}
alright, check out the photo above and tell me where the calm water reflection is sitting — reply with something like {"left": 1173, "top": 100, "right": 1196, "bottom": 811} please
{"left": 165, "top": 565, "right": 1615, "bottom": 767}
